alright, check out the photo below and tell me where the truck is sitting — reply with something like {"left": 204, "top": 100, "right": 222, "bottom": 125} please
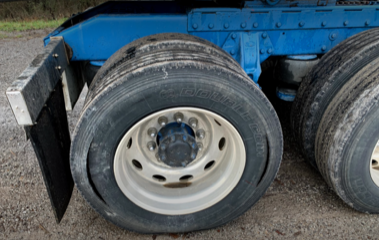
{"left": 5, "top": 0, "right": 379, "bottom": 233}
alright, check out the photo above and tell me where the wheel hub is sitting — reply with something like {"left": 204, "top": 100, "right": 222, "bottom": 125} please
{"left": 157, "top": 123, "right": 199, "bottom": 167}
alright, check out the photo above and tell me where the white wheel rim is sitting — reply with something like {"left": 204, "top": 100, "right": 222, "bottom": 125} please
{"left": 114, "top": 107, "right": 246, "bottom": 215}
{"left": 370, "top": 139, "right": 379, "bottom": 187}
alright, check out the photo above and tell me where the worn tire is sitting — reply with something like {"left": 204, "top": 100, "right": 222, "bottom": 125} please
{"left": 70, "top": 33, "right": 283, "bottom": 233}
{"left": 315, "top": 57, "right": 379, "bottom": 213}
{"left": 291, "top": 28, "right": 379, "bottom": 168}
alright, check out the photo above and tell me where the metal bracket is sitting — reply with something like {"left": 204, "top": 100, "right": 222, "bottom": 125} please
{"left": 6, "top": 37, "right": 69, "bottom": 126}
{"left": 222, "top": 32, "right": 273, "bottom": 83}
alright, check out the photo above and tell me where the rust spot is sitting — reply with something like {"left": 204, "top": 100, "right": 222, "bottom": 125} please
{"left": 164, "top": 182, "right": 192, "bottom": 188}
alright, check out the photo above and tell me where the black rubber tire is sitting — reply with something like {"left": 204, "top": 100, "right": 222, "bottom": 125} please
{"left": 291, "top": 28, "right": 379, "bottom": 168}
{"left": 70, "top": 33, "right": 283, "bottom": 233}
{"left": 315, "top": 56, "right": 379, "bottom": 213}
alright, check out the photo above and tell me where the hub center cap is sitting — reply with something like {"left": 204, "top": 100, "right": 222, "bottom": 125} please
{"left": 158, "top": 123, "right": 198, "bottom": 167}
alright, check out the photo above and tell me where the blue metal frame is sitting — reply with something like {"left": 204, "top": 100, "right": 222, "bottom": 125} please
{"left": 44, "top": 1, "right": 379, "bottom": 83}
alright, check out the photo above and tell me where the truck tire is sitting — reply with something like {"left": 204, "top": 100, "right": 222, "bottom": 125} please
{"left": 315, "top": 56, "right": 379, "bottom": 213}
{"left": 291, "top": 28, "right": 379, "bottom": 168}
{"left": 70, "top": 33, "right": 283, "bottom": 233}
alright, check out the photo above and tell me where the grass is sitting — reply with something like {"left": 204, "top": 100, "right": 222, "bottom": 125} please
{"left": 0, "top": 18, "right": 66, "bottom": 32}
{"left": 0, "top": 33, "right": 8, "bottom": 39}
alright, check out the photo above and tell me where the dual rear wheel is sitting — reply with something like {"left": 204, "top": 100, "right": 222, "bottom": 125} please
{"left": 292, "top": 28, "right": 379, "bottom": 213}
{"left": 71, "top": 29, "right": 379, "bottom": 233}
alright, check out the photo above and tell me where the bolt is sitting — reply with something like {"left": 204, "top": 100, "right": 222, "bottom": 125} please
{"left": 191, "top": 142, "right": 197, "bottom": 149}
{"left": 253, "top": 22, "right": 258, "bottom": 28}
{"left": 170, "top": 135, "right": 176, "bottom": 142}
{"left": 331, "top": 33, "right": 337, "bottom": 39}
{"left": 189, "top": 118, "right": 198, "bottom": 128}
{"left": 241, "top": 22, "right": 246, "bottom": 28}
{"left": 197, "top": 142, "right": 203, "bottom": 151}
{"left": 231, "top": 33, "right": 237, "bottom": 39}
{"left": 276, "top": 22, "right": 282, "bottom": 28}
{"left": 196, "top": 129, "right": 205, "bottom": 139}
{"left": 174, "top": 112, "right": 184, "bottom": 123}
{"left": 183, "top": 135, "right": 187, "bottom": 141}
{"left": 192, "top": 23, "right": 198, "bottom": 29}
{"left": 208, "top": 23, "right": 214, "bottom": 29}
{"left": 161, "top": 144, "right": 167, "bottom": 151}
{"left": 260, "top": 49, "right": 265, "bottom": 54}
{"left": 161, "top": 154, "right": 166, "bottom": 161}
{"left": 262, "top": 32, "right": 268, "bottom": 39}
{"left": 230, "top": 50, "right": 236, "bottom": 55}
{"left": 267, "top": 48, "right": 273, "bottom": 54}
{"left": 55, "top": 66, "right": 61, "bottom": 70}
{"left": 299, "top": 21, "right": 305, "bottom": 27}
{"left": 224, "top": 23, "right": 229, "bottom": 29}
{"left": 344, "top": 20, "right": 349, "bottom": 26}
{"left": 52, "top": 53, "right": 59, "bottom": 58}
{"left": 147, "top": 141, "right": 156, "bottom": 151}
{"left": 321, "top": 45, "right": 326, "bottom": 51}
{"left": 322, "top": 21, "right": 327, "bottom": 27}
{"left": 158, "top": 116, "right": 168, "bottom": 127}
{"left": 147, "top": 128, "right": 157, "bottom": 138}
{"left": 191, "top": 152, "right": 197, "bottom": 160}
{"left": 365, "top": 20, "right": 370, "bottom": 26}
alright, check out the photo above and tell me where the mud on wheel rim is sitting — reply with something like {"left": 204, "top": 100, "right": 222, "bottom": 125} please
{"left": 114, "top": 107, "right": 246, "bottom": 215}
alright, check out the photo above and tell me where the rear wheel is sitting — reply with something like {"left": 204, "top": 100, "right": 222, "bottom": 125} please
{"left": 291, "top": 28, "right": 379, "bottom": 168}
{"left": 315, "top": 56, "right": 379, "bottom": 213}
{"left": 70, "top": 33, "right": 283, "bottom": 233}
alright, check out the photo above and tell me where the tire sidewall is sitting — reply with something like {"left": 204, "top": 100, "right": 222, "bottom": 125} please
{"left": 340, "top": 106, "right": 379, "bottom": 212}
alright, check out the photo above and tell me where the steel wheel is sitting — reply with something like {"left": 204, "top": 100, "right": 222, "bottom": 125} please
{"left": 114, "top": 107, "right": 245, "bottom": 215}
{"left": 370, "top": 140, "right": 379, "bottom": 187}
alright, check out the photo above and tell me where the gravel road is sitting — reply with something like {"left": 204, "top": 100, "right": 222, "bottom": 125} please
{"left": 0, "top": 31, "right": 379, "bottom": 240}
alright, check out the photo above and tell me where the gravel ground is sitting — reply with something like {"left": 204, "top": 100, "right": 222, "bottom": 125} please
{"left": 1, "top": 32, "right": 379, "bottom": 240}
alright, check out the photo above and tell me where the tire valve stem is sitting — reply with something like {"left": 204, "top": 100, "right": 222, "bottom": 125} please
{"left": 147, "top": 141, "right": 156, "bottom": 151}
{"left": 148, "top": 128, "right": 157, "bottom": 138}
{"left": 158, "top": 116, "right": 168, "bottom": 127}
{"left": 189, "top": 118, "right": 198, "bottom": 128}
{"left": 174, "top": 112, "right": 184, "bottom": 123}
{"left": 196, "top": 129, "right": 205, "bottom": 139}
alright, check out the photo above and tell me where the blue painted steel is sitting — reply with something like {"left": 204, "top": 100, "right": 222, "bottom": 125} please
{"left": 89, "top": 61, "right": 106, "bottom": 67}
{"left": 45, "top": 4, "right": 379, "bottom": 82}
{"left": 276, "top": 90, "right": 296, "bottom": 102}
{"left": 47, "top": 15, "right": 188, "bottom": 61}
{"left": 287, "top": 55, "right": 318, "bottom": 60}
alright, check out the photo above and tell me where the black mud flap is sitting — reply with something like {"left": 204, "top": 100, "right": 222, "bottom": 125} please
{"left": 26, "top": 81, "right": 74, "bottom": 223}
{"left": 7, "top": 37, "right": 77, "bottom": 223}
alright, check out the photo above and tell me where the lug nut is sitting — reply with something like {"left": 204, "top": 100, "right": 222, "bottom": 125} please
{"left": 148, "top": 128, "right": 157, "bottom": 138}
{"left": 174, "top": 112, "right": 184, "bottom": 123}
{"left": 158, "top": 116, "right": 168, "bottom": 126}
{"left": 196, "top": 129, "right": 205, "bottom": 139}
{"left": 191, "top": 152, "right": 197, "bottom": 160}
{"left": 197, "top": 142, "right": 203, "bottom": 151}
{"left": 189, "top": 118, "right": 198, "bottom": 128}
{"left": 147, "top": 141, "right": 156, "bottom": 151}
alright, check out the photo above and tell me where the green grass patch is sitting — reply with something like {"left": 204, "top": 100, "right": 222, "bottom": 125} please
{"left": 0, "top": 18, "right": 66, "bottom": 32}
